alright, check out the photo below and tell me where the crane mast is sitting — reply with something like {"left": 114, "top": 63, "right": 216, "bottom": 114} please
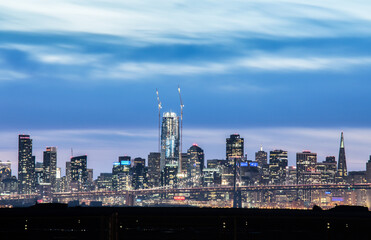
{"left": 156, "top": 89, "right": 162, "bottom": 153}
{"left": 178, "top": 85, "right": 184, "bottom": 174}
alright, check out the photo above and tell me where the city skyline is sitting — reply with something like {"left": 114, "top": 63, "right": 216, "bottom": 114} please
{"left": 0, "top": 128, "right": 370, "bottom": 179}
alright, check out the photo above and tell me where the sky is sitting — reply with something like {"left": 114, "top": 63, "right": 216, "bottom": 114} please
{"left": 0, "top": 0, "right": 371, "bottom": 178}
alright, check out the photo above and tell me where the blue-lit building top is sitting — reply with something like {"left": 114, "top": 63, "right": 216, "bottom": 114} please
{"left": 160, "top": 112, "right": 180, "bottom": 170}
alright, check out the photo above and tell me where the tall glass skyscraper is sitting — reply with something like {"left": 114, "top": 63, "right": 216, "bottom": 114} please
{"left": 187, "top": 144, "right": 205, "bottom": 181}
{"left": 336, "top": 132, "right": 348, "bottom": 183}
{"left": 18, "top": 134, "right": 35, "bottom": 194}
{"left": 43, "top": 147, "right": 57, "bottom": 191}
{"left": 226, "top": 134, "right": 244, "bottom": 165}
{"left": 70, "top": 155, "right": 88, "bottom": 191}
{"left": 160, "top": 112, "right": 180, "bottom": 169}
{"left": 160, "top": 112, "right": 179, "bottom": 186}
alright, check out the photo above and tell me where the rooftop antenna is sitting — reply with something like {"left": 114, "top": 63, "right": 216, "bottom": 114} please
{"left": 71, "top": 148, "right": 73, "bottom": 157}
{"left": 178, "top": 85, "right": 184, "bottom": 174}
{"left": 156, "top": 89, "right": 162, "bottom": 153}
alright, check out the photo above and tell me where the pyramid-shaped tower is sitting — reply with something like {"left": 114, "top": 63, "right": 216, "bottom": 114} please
{"left": 336, "top": 132, "right": 348, "bottom": 182}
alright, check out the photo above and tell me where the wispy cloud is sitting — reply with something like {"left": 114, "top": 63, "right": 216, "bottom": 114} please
{"left": 0, "top": 69, "right": 28, "bottom": 81}
{"left": 0, "top": 1, "right": 371, "bottom": 44}
{"left": 94, "top": 55, "right": 371, "bottom": 80}
{"left": 0, "top": 44, "right": 105, "bottom": 65}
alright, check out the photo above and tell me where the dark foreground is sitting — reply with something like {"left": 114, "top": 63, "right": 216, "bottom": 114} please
{"left": 0, "top": 205, "right": 370, "bottom": 240}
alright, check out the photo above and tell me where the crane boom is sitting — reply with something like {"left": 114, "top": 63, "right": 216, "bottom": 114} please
{"left": 156, "top": 89, "right": 162, "bottom": 153}
{"left": 178, "top": 85, "right": 184, "bottom": 174}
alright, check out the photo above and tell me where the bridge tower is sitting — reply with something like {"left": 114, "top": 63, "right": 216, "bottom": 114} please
{"left": 233, "top": 157, "right": 242, "bottom": 208}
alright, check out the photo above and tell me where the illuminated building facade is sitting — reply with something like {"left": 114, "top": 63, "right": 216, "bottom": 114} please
{"left": 70, "top": 155, "right": 88, "bottom": 191}
{"left": 296, "top": 150, "right": 317, "bottom": 184}
{"left": 131, "top": 157, "right": 148, "bottom": 190}
{"left": 18, "top": 134, "right": 35, "bottom": 194}
{"left": 366, "top": 156, "right": 371, "bottom": 183}
{"left": 187, "top": 144, "right": 205, "bottom": 184}
{"left": 43, "top": 147, "right": 57, "bottom": 190}
{"left": 255, "top": 146, "right": 267, "bottom": 167}
{"left": 95, "top": 173, "right": 113, "bottom": 190}
{"left": 148, "top": 152, "right": 161, "bottom": 187}
{"left": 112, "top": 156, "right": 131, "bottom": 191}
{"left": 0, "top": 161, "right": 11, "bottom": 181}
{"left": 226, "top": 134, "right": 244, "bottom": 165}
{"left": 336, "top": 132, "right": 348, "bottom": 183}
{"left": 160, "top": 112, "right": 180, "bottom": 186}
{"left": 269, "top": 150, "right": 288, "bottom": 185}
{"left": 316, "top": 157, "right": 337, "bottom": 184}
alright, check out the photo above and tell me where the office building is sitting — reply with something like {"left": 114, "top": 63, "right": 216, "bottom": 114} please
{"left": 336, "top": 132, "right": 348, "bottom": 183}
{"left": 187, "top": 144, "right": 205, "bottom": 183}
{"left": 0, "top": 161, "right": 11, "bottom": 181}
{"left": 366, "top": 156, "right": 371, "bottom": 183}
{"left": 316, "top": 157, "right": 337, "bottom": 184}
{"left": 95, "top": 173, "right": 113, "bottom": 190}
{"left": 226, "top": 134, "right": 244, "bottom": 165}
{"left": 131, "top": 159, "right": 148, "bottom": 190}
{"left": 43, "top": 147, "right": 57, "bottom": 190}
{"left": 296, "top": 150, "right": 317, "bottom": 184}
{"left": 269, "top": 150, "right": 288, "bottom": 184}
{"left": 255, "top": 146, "right": 267, "bottom": 167}
{"left": 160, "top": 112, "right": 180, "bottom": 186}
{"left": 70, "top": 155, "right": 88, "bottom": 191}
{"left": 148, "top": 152, "right": 161, "bottom": 188}
{"left": 35, "top": 161, "right": 44, "bottom": 186}
{"left": 112, "top": 156, "right": 131, "bottom": 191}
{"left": 18, "top": 134, "right": 35, "bottom": 194}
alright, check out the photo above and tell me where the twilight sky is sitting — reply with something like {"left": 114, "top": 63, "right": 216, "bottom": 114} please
{"left": 0, "top": 0, "right": 371, "bottom": 178}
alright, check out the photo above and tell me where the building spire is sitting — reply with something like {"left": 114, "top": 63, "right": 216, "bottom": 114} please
{"left": 260, "top": 144, "right": 263, "bottom": 152}
{"left": 340, "top": 132, "right": 344, "bottom": 149}
{"left": 337, "top": 131, "right": 347, "bottom": 182}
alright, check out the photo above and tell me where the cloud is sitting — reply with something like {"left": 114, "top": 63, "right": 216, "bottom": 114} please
{"left": 94, "top": 55, "right": 371, "bottom": 80}
{"left": 0, "top": 69, "right": 28, "bottom": 81}
{"left": 0, "top": 1, "right": 371, "bottom": 44}
{"left": 0, "top": 44, "right": 105, "bottom": 65}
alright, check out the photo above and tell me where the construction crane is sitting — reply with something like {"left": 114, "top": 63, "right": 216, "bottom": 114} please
{"left": 178, "top": 85, "right": 184, "bottom": 174}
{"left": 156, "top": 89, "right": 162, "bottom": 153}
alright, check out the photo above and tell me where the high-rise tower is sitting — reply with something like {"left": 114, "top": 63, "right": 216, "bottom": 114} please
{"left": 160, "top": 112, "right": 179, "bottom": 186}
{"left": 336, "top": 132, "right": 348, "bottom": 183}
{"left": 70, "top": 155, "right": 88, "bottom": 191}
{"left": 18, "top": 134, "right": 35, "bottom": 194}
{"left": 226, "top": 134, "right": 244, "bottom": 165}
{"left": 160, "top": 112, "right": 180, "bottom": 169}
{"left": 43, "top": 147, "right": 57, "bottom": 191}
{"left": 187, "top": 144, "right": 205, "bottom": 182}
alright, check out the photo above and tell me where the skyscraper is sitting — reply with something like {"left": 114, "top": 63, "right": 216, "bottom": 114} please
{"left": 70, "top": 155, "right": 88, "bottom": 191}
{"left": 112, "top": 156, "right": 131, "bottom": 191}
{"left": 366, "top": 156, "right": 371, "bottom": 183}
{"left": 131, "top": 158, "right": 148, "bottom": 190}
{"left": 269, "top": 149, "right": 288, "bottom": 184}
{"left": 224, "top": 134, "right": 244, "bottom": 186}
{"left": 148, "top": 152, "right": 161, "bottom": 187}
{"left": 226, "top": 134, "right": 244, "bottom": 164}
{"left": 160, "top": 112, "right": 179, "bottom": 186}
{"left": 186, "top": 144, "right": 205, "bottom": 183}
{"left": 255, "top": 146, "right": 267, "bottom": 167}
{"left": 18, "top": 134, "right": 35, "bottom": 194}
{"left": 43, "top": 147, "right": 57, "bottom": 190}
{"left": 160, "top": 112, "right": 180, "bottom": 169}
{"left": 0, "top": 161, "right": 11, "bottom": 181}
{"left": 336, "top": 132, "right": 348, "bottom": 183}
{"left": 296, "top": 150, "right": 317, "bottom": 184}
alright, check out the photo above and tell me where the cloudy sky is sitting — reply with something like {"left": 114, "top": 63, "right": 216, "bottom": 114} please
{"left": 0, "top": 0, "right": 371, "bottom": 177}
